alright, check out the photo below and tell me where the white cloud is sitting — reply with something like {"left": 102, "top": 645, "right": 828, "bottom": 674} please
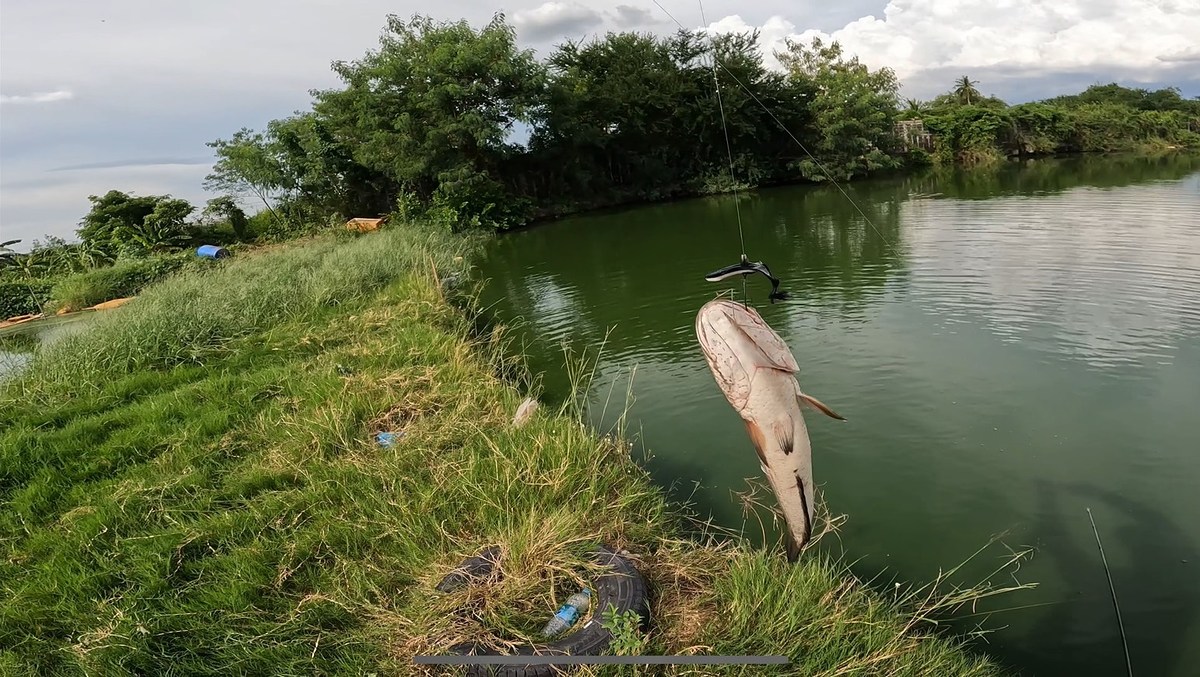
{"left": 0, "top": 164, "right": 214, "bottom": 246}
{"left": 612, "top": 4, "right": 668, "bottom": 29}
{"left": 2, "top": 0, "right": 1198, "bottom": 244}
{"left": 1158, "top": 46, "right": 1200, "bottom": 64}
{"left": 706, "top": 0, "right": 1200, "bottom": 94}
{"left": 0, "top": 89, "right": 74, "bottom": 105}
{"left": 513, "top": 2, "right": 605, "bottom": 42}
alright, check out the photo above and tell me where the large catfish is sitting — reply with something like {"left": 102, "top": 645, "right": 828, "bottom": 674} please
{"left": 695, "top": 298, "right": 845, "bottom": 561}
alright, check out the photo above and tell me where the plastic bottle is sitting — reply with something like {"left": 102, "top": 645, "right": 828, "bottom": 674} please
{"left": 540, "top": 588, "right": 592, "bottom": 637}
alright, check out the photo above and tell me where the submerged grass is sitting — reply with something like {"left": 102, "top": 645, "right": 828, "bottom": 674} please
{"left": 1, "top": 223, "right": 1026, "bottom": 675}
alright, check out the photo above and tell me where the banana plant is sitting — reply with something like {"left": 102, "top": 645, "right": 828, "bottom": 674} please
{"left": 0, "top": 239, "right": 20, "bottom": 269}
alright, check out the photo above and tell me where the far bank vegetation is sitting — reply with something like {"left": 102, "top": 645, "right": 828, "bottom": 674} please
{"left": 4, "top": 13, "right": 1198, "bottom": 320}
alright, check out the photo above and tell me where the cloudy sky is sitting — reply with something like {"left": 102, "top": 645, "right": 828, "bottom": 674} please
{"left": 2, "top": 0, "right": 1198, "bottom": 248}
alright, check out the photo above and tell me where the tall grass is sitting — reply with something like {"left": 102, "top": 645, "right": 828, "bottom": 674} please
{"left": 11, "top": 224, "right": 465, "bottom": 395}
{"left": 0, "top": 223, "right": 1025, "bottom": 675}
{"left": 48, "top": 255, "right": 190, "bottom": 313}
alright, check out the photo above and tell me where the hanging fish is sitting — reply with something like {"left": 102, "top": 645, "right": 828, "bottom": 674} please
{"left": 695, "top": 298, "right": 845, "bottom": 561}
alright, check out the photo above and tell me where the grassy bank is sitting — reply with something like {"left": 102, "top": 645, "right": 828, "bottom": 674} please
{"left": 1, "top": 225, "right": 1019, "bottom": 675}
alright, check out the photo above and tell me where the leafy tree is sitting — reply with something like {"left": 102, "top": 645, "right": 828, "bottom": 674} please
{"left": 77, "top": 191, "right": 195, "bottom": 256}
{"left": 776, "top": 36, "right": 901, "bottom": 181}
{"left": 1008, "top": 103, "right": 1074, "bottom": 154}
{"left": 78, "top": 190, "right": 161, "bottom": 254}
{"left": 1045, "top": 83, "right": 1200, "bottom": 114}
{"left": 311, "top": 12, "right": 546, "bottom": 230}
{"left": 205, "top": 129, "right": 291, "bottom": 227}
{"left": 266, "top": 113, "right": 390, "bottom": 220}
{"left": 204, "top": 196, "right": 250, "bottom": 239}
{"left": 923, "top": 105, "right": 1014, "bottom": 163}
{"left": 118, "top": 199, "right": 195, "bottom": 254}
{"left": 0, "top": 237, "right": 97, "bottom": 282}
{"left": 903, "top": 98, "right": 927, "bottom": 119}
{"left": 532, "top": 30, "right": 707, "bottom": 201}
{"left": 954, "top": 76, "right": 981, "bottom": 105}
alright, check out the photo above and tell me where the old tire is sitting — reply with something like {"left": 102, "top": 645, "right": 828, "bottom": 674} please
{"left": 438, "top": 544, "right": 650, "bottom": 676}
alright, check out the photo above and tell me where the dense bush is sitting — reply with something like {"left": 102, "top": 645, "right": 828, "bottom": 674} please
{"left": 0, "top": 279, "right": 54, "bottom": 319}
{"left": 78, "top": 190, "right": 196, "bottom": 257}
{"left": 921, "top": 89, "right": 1200, "bottom": 162}
{"left": 49, "top": 256, "right": 189, "bottom": 312}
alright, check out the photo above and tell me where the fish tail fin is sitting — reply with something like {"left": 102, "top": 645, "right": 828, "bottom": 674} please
{"left": 786, "top": 534, "right": 802, "bottom": 563}
{"left": 787, "top": 472, "right": 813, "bottom": 562}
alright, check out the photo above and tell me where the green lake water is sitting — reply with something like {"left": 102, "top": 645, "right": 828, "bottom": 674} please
{"left": 477, "top": 154, "right": 1200, "bottom": 676}
{"left": 0, "top": 313, "right": 93, "bottom": 382}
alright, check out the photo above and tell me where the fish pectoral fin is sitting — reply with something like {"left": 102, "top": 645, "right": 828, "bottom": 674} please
{"left": 798, "top": 393, "right": 846, "bottom": 421}
{"left": 744, "top": 420, "right": 771, "bottom": 468}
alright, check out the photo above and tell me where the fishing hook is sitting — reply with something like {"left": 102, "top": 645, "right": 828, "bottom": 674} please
{"left": 705, "top": 255, "right": 790, "bottom": 304}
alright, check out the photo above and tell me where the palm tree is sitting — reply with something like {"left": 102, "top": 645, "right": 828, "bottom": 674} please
{"left": 954, "top": 76, "right": 981, "bottom": 105}
{"left": 904, "top": 98, "right": 926, "bottom": 118}
{"left": 0, "top": 239, "right": 20, "bottom": 268}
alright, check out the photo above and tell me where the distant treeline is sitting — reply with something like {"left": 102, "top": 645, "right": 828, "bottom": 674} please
{"left": 910, "top": 80, "right": 1200, "bottom": 165}
{"left": 204, "top": 13, "right": 1200, "bottom": 232}
{"left": 5, "top": 13, "right": 1199, "bottom": 320}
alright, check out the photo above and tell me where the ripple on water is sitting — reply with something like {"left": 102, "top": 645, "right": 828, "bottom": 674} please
{"left": 480, "top": 164, "right": 1200, "bottom": 677}
{"left": 905, "top": 182, "right": 1200, "bottom": 369}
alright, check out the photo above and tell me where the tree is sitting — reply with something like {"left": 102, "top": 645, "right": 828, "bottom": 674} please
{"left": 0, "top": 240, "right": 20, "bottom": 270}
{"left": 311, "top": 12, "right": 547, "bottom": 229}
{"left": 77, "top": 191, "right": 195, "bottom": 256}
{"left": 122, "top": 198, "right": 195, "bottom": 254}
{"left": 77, "top": 190, "right": 161, "bottom": 254}
{"left": 531, "top": 30, "right": 706, "bottom": 199}
{"left": 204, "top": 196, "right": 250, "bottom": 239}
{"left": 903, "top": 98, "right": 927, "bottom": 118}
{"left": 776, "top": 36, "right": 901, "bottom": 181}
{"left": 205, "top": 129, "right": 290, "bottom": 227}
{"left": 954, "top": 76, "right": 981, "bottom": 105}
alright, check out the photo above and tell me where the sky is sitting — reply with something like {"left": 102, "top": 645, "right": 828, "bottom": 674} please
{"left": 2, "top": 0, "right": 1198, "bottom": 249}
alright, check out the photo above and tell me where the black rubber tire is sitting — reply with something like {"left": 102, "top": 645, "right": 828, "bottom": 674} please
{"left": 435, "top": 546, "right": 503, "bottom": 593}
{"left": 438, "top": 545, "right": 650, "bottom": 676}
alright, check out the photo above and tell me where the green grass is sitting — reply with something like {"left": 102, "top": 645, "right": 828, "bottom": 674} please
{"left": 0, "top": 223, "right": 1021, "bottom": 675}
{"left": 47, "top": 255, "right": 191, "bottom": 313}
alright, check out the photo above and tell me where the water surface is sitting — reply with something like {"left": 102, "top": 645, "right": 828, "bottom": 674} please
{"left": 0, "top": 313, "right": 93, "bottom": 382}
{"left": 478, "top": 154, "right": 1200, "bottom": 676}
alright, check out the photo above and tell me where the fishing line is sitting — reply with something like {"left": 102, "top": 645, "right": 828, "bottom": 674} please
{"left": 1087, "top": 507, "right": 1133, "bottom": 677}
{"left": 696, "top": 0, "right": 746, "bottom": 259}
{"left": 648, "top": 0, "right": 899, "bottom": 259}
{"left": 693, "top": 0, "right": 749, "bottom": 302}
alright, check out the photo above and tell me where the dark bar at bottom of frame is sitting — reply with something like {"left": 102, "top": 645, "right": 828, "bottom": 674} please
{"left": 413, "top": 655, "right": 790, "bottom": 665}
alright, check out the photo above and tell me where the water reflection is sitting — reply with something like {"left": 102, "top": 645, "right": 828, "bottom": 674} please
{"left": 1016, "top": 481, "right": 1200, "bottom": 676}
{"left": 0, "top": 313, "right": 94, "bottom": 382}
{"left": 904, "top": 152, "right": 1200, "bottom": 201}
{"left": 478, "top": 156, "right": 1200, "bottom": 676}
{"left": 907, "top": 178, "right": 1200, "bottom": 370}
{"left": 483, "top": 174, "right": 912, "bottom": 377}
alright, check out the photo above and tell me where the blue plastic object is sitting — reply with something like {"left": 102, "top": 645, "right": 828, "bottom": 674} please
{"left": 541, "top": 588, "right": 592, "bottom": 637}
{"left": 375, "top": 431, "right": 403, "bottom": 447}
{"left": 196, "top": 245, "right": 230, "bottom": 259}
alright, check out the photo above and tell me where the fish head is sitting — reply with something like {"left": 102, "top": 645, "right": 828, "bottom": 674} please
{"left": 695, "top": 299, "right": 801, "bottom": 412}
